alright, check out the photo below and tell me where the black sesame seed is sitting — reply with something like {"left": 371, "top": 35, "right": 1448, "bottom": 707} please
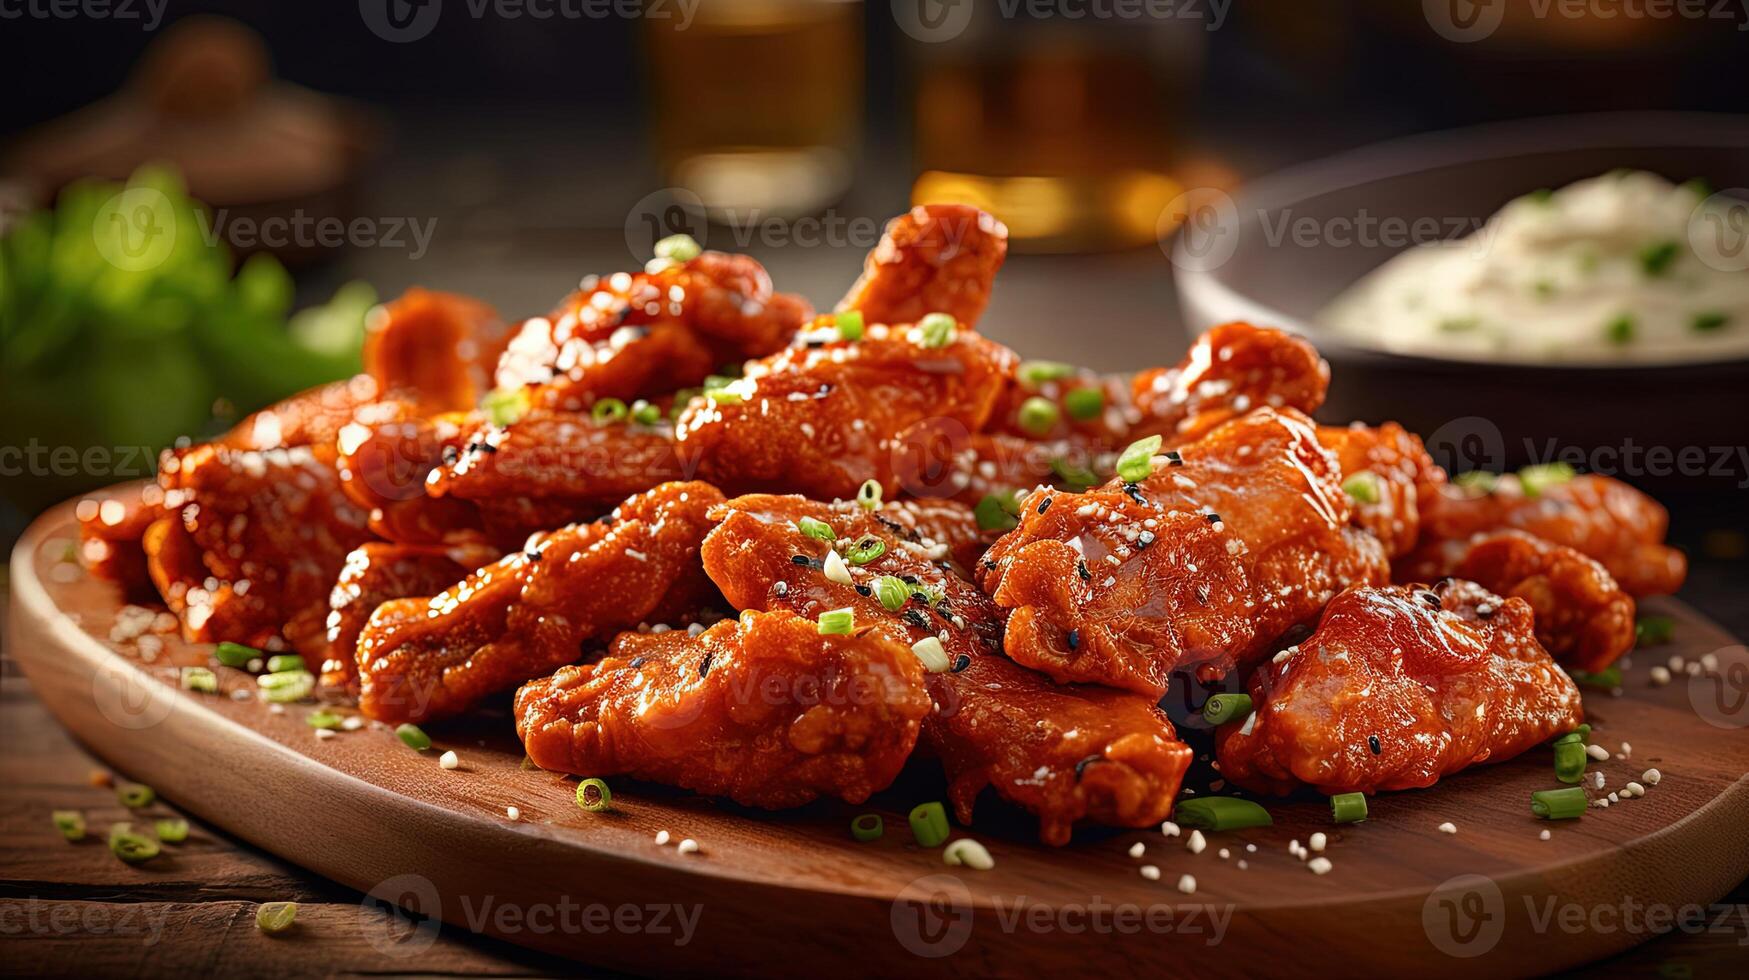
{"left": 900, "top": 575, "right": 920, "bottom": 585}
{"left": 1066, "top": 628, "right": 1080, "bottom": 651}
{"left": 1419, "top": 590, "right": 1442, "bottom": 611}
{"left": 1077, "top": 560, "right": 1091, "bottom": 582}
{"left": 903, "top": 609, "right": 929, "bottom": 629}
{"left": 855, "top": 584, "right": 872, "bottom": 597}
{"left": 1204, "top": 512, "right": 1221, "bottom": 525}
{"left": 628, "top": 656, "right": 646, "bottom": 668}
{"left": 790, "top": 554, "right": 814, "bottom": 566}
{"left": 982, "top": 559, "right": 998, "bottom": 571}
{"left": 524, "top": 550, "right": 542, "bottom": 562}
{"left": 1038, "top": 496, "right": 1053, "bottom": 514}
{"left": 1074, "top": 754, "right": 1105, "bottom": 779}
{"left": 699, "top": 652, "right": 713, "bottom": 678}
{"left": 1165, "top": 451, "right": 1183, "bottom": 466}
{"left": 1123, "top": 483, "right": 1147, "bottom": 505}
{"left": 952, "top": 654, "right": 971, "bottom": 673}
{"left": 1368, "top": 735, "right": 1382, "bottom": 756}
{"left": 875, "top": 515, "right": 905, "bottom": 534}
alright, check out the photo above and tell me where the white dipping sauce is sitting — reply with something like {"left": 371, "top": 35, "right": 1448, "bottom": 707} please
{"left": 1321, "top": 172, "right": 1749, "bottom": 364}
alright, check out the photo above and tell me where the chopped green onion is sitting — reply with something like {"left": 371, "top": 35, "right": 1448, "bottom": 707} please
{"left": 1116, "top": 435, "right": 1162, "bottom": 484}
{"left": 1554, "top": 741, "right": 1587, "bottom": 784}
{"left": 1635, "top": 615, "right": 1675, "bottom": 647}
{"left": 591, "top": 398, "right": 628, "bottom": 425}
{"left": 975, "top": 493, "right": 1019, "bottom": 531}
{"left": 396, "top": 723, "right": 432, "bottom": 751}
{"left": 704, "top": 386, "right": 744, "bottom": 405}
{"left": 835, "top": 310, "right": 865, "bottom": 341}
{"left": 846, "top": 535, "right": 887, "bottom": 565}
{"left": 117, "top": 783, "right": 155, "bottom": 808}
{"left": 857, "top": 479, "right": 883, "bottom": 510}
{"left": 703, "top": 373, "right": 736, "bottom": 391}
{"left": 1568, "top": 665, "right": 1622, "bottom": 690}
{"left": 1531, "top": 786, "right": 1588, "bottom": 820}
{"left": 1201, "top": 693, "right": 1254, "bottom": 725}
{"left": 1341, "top": 472, "right": 1381, "bottom": 505}
{"left": 575, "top": 778, "right": 613, "bottom": 812}
{"left": 1692, "top": 311, "right": 1731, "bottom": 333}
{"left": 108, "top": 825, "right": 160, "bottom": 864}
{"left": 256, "top": 901, "right": 298, "bottom": 934}
{"left": 795, "top": 516, "right": 836, "bottom": 542}
{"left": 654, "top": 233, "right": 702, "bottom": 263}
{"left": 917, "top": 312, "right": 956, "bottom": 348}
{"left": 154, "top": 819, "right": 190, "bottom": 843}
{"left": 482, "top": 386, "right": 530, "bottom": 427}
{"left": 874, "top": 575, "right": 912, "bottom": 612}
{"left": 265, "top": 654, "right": 305, "bottom": 674}
{"left": 1173, "top": 796, "right": 1274, "bottom": 831}
{"left": 1638, "top": 240, "right": 1680, "bottom": 277}
{"left": 1517, "top": 462, "right": 1574, "bottom": 498}
{"left": 180, "top": 666, "right": 218, "bottom": 693}
{"left": 851, "top": 813, "right": 884, "bottom": 842}
{"left": 942, "top": 838, "right": 995, "bottom": 870}
{"left": 1017, "top": 360, "right": 1075, "bottom": 386}
{"left": 630, "top": 399, "right": 663, "bottom": 425}
{"left": 1453, "top": 470, "right": 1498, "bottom": 494}
{"left": 306, "top": 710, "right": 343, "bottom": 730}
{"left": 1017, "top": 397, "right": 1060, "bottom": 436}
{"left": 52, "top": 810, "right": 86, "bottom": 842}
{"left": 909, "top": 801, "right": 951, "bottom": 847}
{"left": 1064, "top": 387, "right": 1105, "bottom": 421}
{"left": 1605, "top": 314, "right": 1636, "bottom": 345}
{"left": 911, "top": 636, "right": 952, "bottom": 673}
{"left": 214, "top": 641, "right": 258, "bottom": 668}
{"left": 817, "top": 608, "right": 856, "bottom": 636}
{"left": 257, "top": 669, "right": 314, "bottom": 703}
{"left": 1330, "top": 792, "right": 1368, "bottom": 824}
{"left": 1050, "top": 457, "right": 1099, "bottom": 490}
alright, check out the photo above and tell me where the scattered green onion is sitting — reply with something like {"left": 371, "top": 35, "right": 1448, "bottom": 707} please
{"left": 851, "top": 813, "right": 884, "bottom": 842}
{"left": 1116, "top": 435, "right": 1162, "bottom": 484}
{"left": 1692, "top": 311, "right": 1730, "bottom": 333}
{"left": 482, "top": 386, "right": 530, "bottom": 428}
{"left": 704, "top": 386, "right": 744, "bottom": 405}
{"left": 1330, "top": 792, "right": 1368, "bottom": 824}
{"left": 258, "top": 669, "right": 314, "bottom": 703}
{"left": 857, "top": 479, "right": 883, "bottom": 510}
{"left": 817, "top": 608, "right": 856, "bottom": 636}
{"left": 917, "top": 312, "right": 956, "bottom": 348}
{"left": 974, "top": 493, "right": 1019, "bottom": 531}
{"left": 1452, "top": 470, "right": 1498, "bottom": 494}
{"left": 306, "top": 710, "right": 343, "bottom": 730}
{"left": 836, "top": 310, "right": 865, "bottom": 342}
{"left": 265, "top": 654, "right": 305, "bottom": 674}
{"left": 575, "top": 778, "right": 613, "bottom": 812}
{"left": 396, "top": 723, "right": 432, "bottom": 751}
{"left": 874, "top": 576, "right": 912, "bottom": 612}
{"left": 1050, "top": 456, "right": 1099, "bottom": 490}
{"left": 108, "top": 824, "right": 161, "bottom": 864}
{"left": 1064, "top": 387, "right": 1105, "bottom": 421}
{"left": 1017, "top": 396, "right": 1060, "bottom": 436}
{"left": 630, "top": 399, "right": 663, "bottom": 425}
{"left": 1554, "top": 741, "right": 1587, "bottom": 784}
{"left": 591, "top": 398, "right": 628, "bottom": 425}
{"left": 1517, "top": 462, "right": 1574, "bottom": 498}
{"left": 1636, "top": 615, "right": 1675, "bottom": 647}
{"left": 117, "top": 783, "right": 155, "bottom": 808}
{"left": 180, "top": 666, "right": 218, "bottom": 694}
{"left": 1341, "top": 472, "right": 1381, "bottom": 505}
{"left": 1638, "top": 240, "right": 1681, "bottom": 277}
{"left": 1531, "top": 786, "right": 1588, "bottom": 820}
{"left": 909, "top": 801, "right": 950, "bottom": 847}
{"left": 214, "top": 641, "right": 258, "bottom": 668}
{"left": 795, "top": 516, "right": 836, "bottom": 542}
{"left": 1201, "top": 693, "right": 1254, "bottom": 725}
{"left": 52, "top": 810, "right": 86, "bottom": 842}
{"left": 1173, "top": 796, "right": 1274, "bottom": 831}
{"left": 846, "top": 535, "right": 887, "bottom": 565}
{"left": 654, "top": 233, "right": 702, "bottom": 263}
{"left": 1605, "top": 314, "right": 1636, "bottom": 345}
{"left": 1568, "top": 665, "right": 1622, "bottom": 690}
{"left": 1017, "top": 360, "right": 1075, "bottom": 386}
{"left": 256, "top": 901, "right": 298, "bottom": 934}
{"left": 154, "top": 819, "right": 189, "bottom": 843}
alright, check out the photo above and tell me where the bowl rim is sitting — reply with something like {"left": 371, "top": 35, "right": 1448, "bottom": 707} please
{"left": 1173, "top": 110, "right": 1749, "bottom": 372}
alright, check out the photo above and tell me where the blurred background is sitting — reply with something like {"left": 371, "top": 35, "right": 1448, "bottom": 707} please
{"left": 2, "top": 1, "right": 1747, "bottom": 569}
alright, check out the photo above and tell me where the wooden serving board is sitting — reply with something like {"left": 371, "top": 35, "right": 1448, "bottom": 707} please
{"left": 10, "top": 496, "right": 1749, "bottom": 977}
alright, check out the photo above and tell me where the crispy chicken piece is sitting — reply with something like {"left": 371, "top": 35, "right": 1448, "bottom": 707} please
{"left": 496, "top": 251, "right": 811, "bottom": 408}
{"left": 1420, "top": 473, "right": 1686, "bottom": 597}
{"left": 428, "top": 410, "right": 688, "bottom": 516}
{"left": 1317, "top": 422, "right": 1445, "bottom": 559}
{"left": 515, "top": 610, "right": 932, "bottom": 808}
{"left": 1131, "top": 322, "right": 1329, "bottom": 445}
{"left": 145, "top": 445, "right": 374, "bottom": 655}
{"left": 321, "top": 542, "right": 496, "bottom": 694}
{"left": 701, "top": 494, "right": 1192, "bottom": 845}
{"left": 676, "top": 324, "right": 1017, "bottom": 501}
{"left": 982, "top": 407, "right": 1391, "bottom": 697}
{"left": 836, "top": 204, "right": 1008, "bottom": 330}
{"left": 355, "top": 482, "right": 723, "bottom": 724}
{"left": 76, "top": 486, "right": 167, "bottom": 596}
{"left": 1216, "top": 580, "right": 1584, "bottom": 796}
{"left": 1397, "top": 530, "right": 1635, "bottom": 673}
{"left": 362, "top": 288, "right": 509, "bottom": 415}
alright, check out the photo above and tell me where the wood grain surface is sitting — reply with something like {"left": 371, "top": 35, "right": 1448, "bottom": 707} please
{"left": 8, "top": 498, "right": 1749, "bottom": 977}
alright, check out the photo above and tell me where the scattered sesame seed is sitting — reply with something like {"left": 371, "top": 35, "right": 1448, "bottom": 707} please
{"left": 314, "top": 728, "right": 336, "bottom": 741}
{"left": 1438, "top": 822, "right": 1457, "bottom": 834}
{"left": 1140, "top": 865, "right": 1161, "bottom": 881}
{"left": 1161, "top": 821, "right": 1180, "bottom": 837}
{"left": 1218, "top": 848, "right": 1230, "bottom": 860}
{"left": 1701, "top": 653, "right": 1720, "bottom": 671}
{"left": 676, "top": 838, "right": 700, "bottom": 856}
{"left": 1308, "top": 857, "right": 1333, "bottom": 876}
{"left": 1643, "top": 768, "right": 1662, "bottom": 785}
{"left": 1237, "top": 859, "right": 1249, "bottom": 870}
{"left": 341, "top": 715, "right": 365, "bottom": 731}
{"left": 1585, "top": 744, "right": 1610, "bottom": 761}
{"left": 1650, "top": 666, "right": 1671, "bottom": 686}
{"left": 1539, "top": 829, "right": 1552, "bottom": 841}
{"left": 655, "top": 830, "right": 671, "bottom": 845}
{"left": 1668, "top": 655, "right": 1685, "bottom": 672}
{"left": 1245, "top": 843, "right": 1256, "bottom": 853}
{"left": 1129, "top": 842, "right": 1146, "bottom": 859}
{"left": 1309, "top": 832, "right": 1327, "bottom": 852}
{"left": 507, "top": 806, "right": 521, "bottom": 820}
{"left": 1186, "top": 829, "right": 1207, "bottom": 854}
{"left": 1593, "top": 771, "right": 1606, "bottom": 790}
{"left": 439, "top": 750, "right": 459, "bottom": 770}
{"left": 1620, "top": 742, "right": 1632, "bottom": 757}
{"left": 1177, "top": 874, "right": 1197, "bottom": 894}
{"left": 1608, "top": 792, "right": 1620, "bottom": 803}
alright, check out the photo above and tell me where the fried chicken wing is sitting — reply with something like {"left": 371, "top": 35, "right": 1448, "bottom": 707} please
{"left": 362, "top": 288, "right": 509, "bottom": 415}
{"left": 701, "top": 494, "right": 1192, "bottom": 845}
{"left": 355, "top": 482, "right": 723, "bottom": 724}
{"left": 1421, "top": 473, "right": 1686, "bottom": 596}
{"left": 1216, "top": 580, "right": 1584, "bottom": 796}
{"left": 428, "top": 410, "right": 688, "bottom": 515}
{"left": 321, "top": 542, "right": 494, "bottom": 694}
{"left": 836, "top": 204, "right": 1008, "bottom": 330}
{"left": 1398, "top": 530, "right": 1635, "bottom": 673}
{"left": 676, "top": 324, "right": 1017, "bottom": 501}
{"left": 75, "top": 486, "right": 166, "bottom": 596}
{"left": 1131, "top": 322, "right": 1329, "bottom": 445}
{"left": 1317, "top": 422, "right": 1445, "bottom": 559}
{"left": 515, "top": 610, "right": 931, "bottom": 808}
{"left": 982, "top": 407, "right": 1390, "bottom": 697}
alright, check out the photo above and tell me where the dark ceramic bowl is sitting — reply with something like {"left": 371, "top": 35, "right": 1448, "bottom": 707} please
{"left": 1173, "top": 112, "right": 1749, "bottom": 492}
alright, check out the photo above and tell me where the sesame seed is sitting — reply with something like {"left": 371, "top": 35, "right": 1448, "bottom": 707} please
{"left": 1129, "top": 842, "right": 1146, "bottom": 859}
{"left": 1161, "top": 821, "right": 1180, "bottom": 837}
{"left": 1539, "top": 829, "right": 1551, "bottom": 840}
{"left": 1643, "top": 768, "right": 1662, "bottom": 785}
{"left": 655, "top": 830, "right": 671, "bottom": 845}
{"left": 1438, "top": 822, "right": 1457, "bottom": 834}
{"left": 677, "top": 838, "right": 700, "bottom": 855}
{"left": 1585, "top": 744, "right": 1610, "bottom": 761}
{"left": 1187, "top": 829, "right": 1207, "bottom": 854}
{"left": 1309, "top": 832, "right": 1327, "bottom": 852}
{"left": 1177, "top": 874, "right": 1197, "bottom": 894}
{"left": 1650, "top": 666, "right": 1671, "bottom": 685}
{"left": 1140, "top": 865, "right": 1161, "bottom": 881}
{"left": 1308, "top": 857, "right": 1333, "bottom": 875}
{"left": 314, "top": 728, "right": 336, "bottom": 741}
{"left": 439, "top": 750, "right": 459, "bottom": 770}
{"left": 1218, "top": 848, "right": 1230, "bottom": 860}
{"left": 507, "top": 806, "right": 521, "bottom": 820}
